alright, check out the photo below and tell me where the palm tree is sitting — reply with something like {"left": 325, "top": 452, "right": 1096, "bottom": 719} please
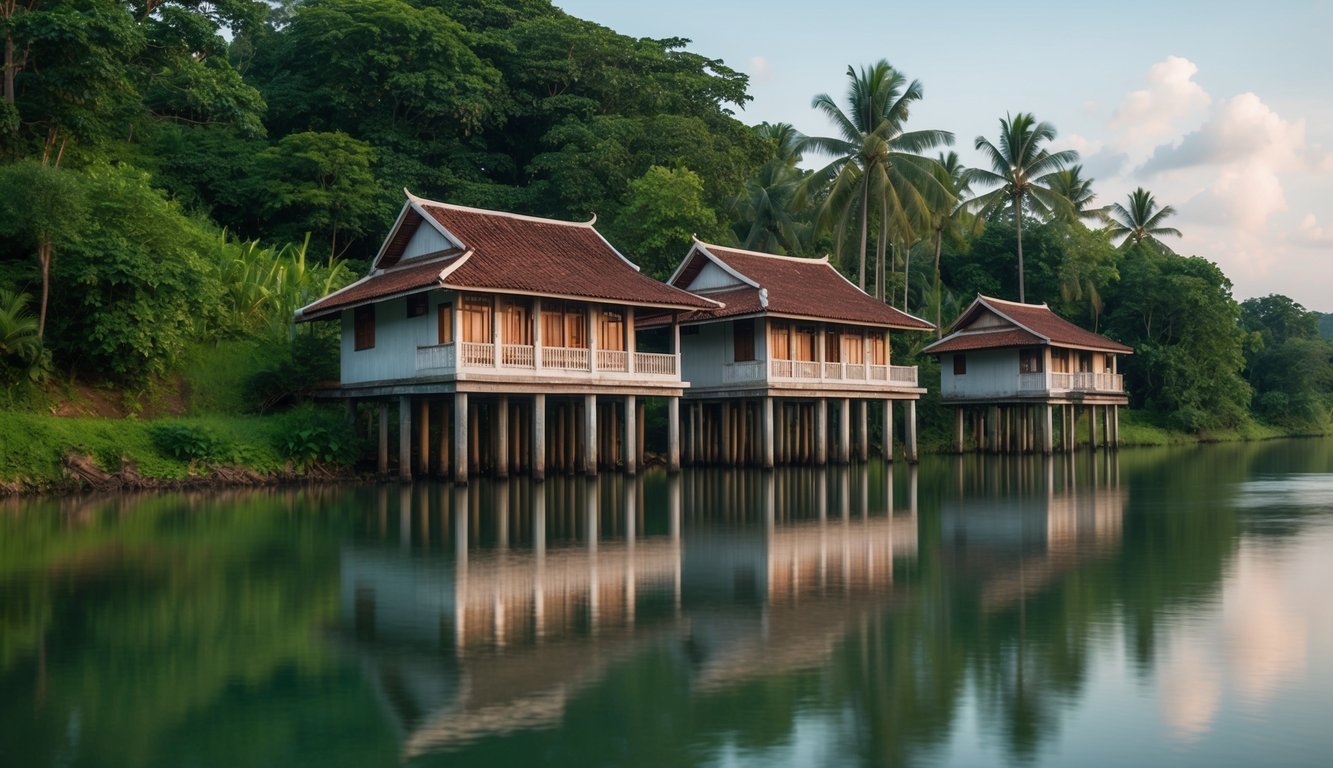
{"left": 1049, "top": 165, "right": 1105, "bottom": 225}
{"left": 0, "top": 288, "right": 44, "bottom": 381}
{"left": 966, "top": 113, "right": 1078, "bottom": 303}
{"left": 803, "top": 61, "right": 953, "bottom": 292}
{"left": 733, "top": 159, "right": 808, "bottom": 255}
{"left": 929, "top": 151, "right": 970, "bottom": 335}
{"left": 1106, "top": 187, "right": 1182, "bottom": 250}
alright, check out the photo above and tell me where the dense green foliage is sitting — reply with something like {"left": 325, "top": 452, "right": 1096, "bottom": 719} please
{"left": 0, "top": 0, "right": 1327, "bottom": 440}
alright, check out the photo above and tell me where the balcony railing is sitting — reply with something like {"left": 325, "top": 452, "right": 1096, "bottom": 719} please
{"left": 1020, "top": 371, "right": 1124, "bottom": 393}
{"left": 415, "top": 342, "right": 677, "bottom": 378}
{"left": 758, "top": 358, "right": 918, "bottom": 387}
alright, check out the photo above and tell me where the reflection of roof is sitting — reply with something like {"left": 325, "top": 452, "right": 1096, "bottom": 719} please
{"left": 664, "top": 241, "right": 934, "bottom": 330}
{"left": 299, "top": 193, "right": 717, "bottom": 320}
{"left": 923, "top": 295, "right": 1133, "bottom": 355}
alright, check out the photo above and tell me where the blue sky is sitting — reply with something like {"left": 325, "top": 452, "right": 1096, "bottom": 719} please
{"left": 556, "top": 0, "right": 1333, "bottom": 310}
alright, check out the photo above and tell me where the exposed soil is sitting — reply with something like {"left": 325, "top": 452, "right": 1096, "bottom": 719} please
{"left": 45, "top": 376, "right": 190, "bottom": 420}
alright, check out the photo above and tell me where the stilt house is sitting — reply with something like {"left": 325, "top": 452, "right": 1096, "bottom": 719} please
{"left": 650, "top": 241, "right": 935, "bottom": 466}
{"left": 296, "top": 191, "right": 718, "bottom": 482}
{"left": 922, "top": 295, "right": 1132, "bottom": 453}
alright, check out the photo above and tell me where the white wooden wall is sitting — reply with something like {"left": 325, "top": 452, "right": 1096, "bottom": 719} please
{"left": 341, "top": 289, "right": 457, "bottom": 384}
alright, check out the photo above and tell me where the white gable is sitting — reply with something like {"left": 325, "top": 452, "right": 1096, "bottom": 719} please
{"left": 399, "top": 223, "right": 454, "bottom": 262}
{"left": 960, "top": 308, "right": 1013, "bottom": 331}
{"left": 689, "top": 260, "right": 748, "bottom": 291}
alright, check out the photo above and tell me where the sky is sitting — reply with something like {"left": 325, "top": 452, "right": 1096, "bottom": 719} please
{"left": 555, "top": 0, "right": 1333, "bottom": 311}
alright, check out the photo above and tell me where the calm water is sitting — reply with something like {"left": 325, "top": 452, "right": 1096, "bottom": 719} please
{"left": 3, "top": 441, "right": 1333, "bottom": 767}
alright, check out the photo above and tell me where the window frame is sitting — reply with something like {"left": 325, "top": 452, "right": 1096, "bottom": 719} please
{"left": 354, "top": 305, "right": 375, "bottom": 351}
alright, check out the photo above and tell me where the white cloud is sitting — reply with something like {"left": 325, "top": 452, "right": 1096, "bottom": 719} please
{"left": 1290, "top": 213, "right": 1333, "bottom": 245}
{"left": 1108, "top": 56, "right": 1211, "bottom": 150}
{"left": 1139, "top": 92, "right": 1307, "bottom": 175}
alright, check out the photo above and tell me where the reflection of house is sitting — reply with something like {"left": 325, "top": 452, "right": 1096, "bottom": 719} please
{"left": 651, "top": 241, "right": 934, "bottom": 466}
{"left": 337, "top": 469, "right": 920, "bottom": 758}
{"left": 940, "top": 456, "right": 1126, "bottom": 611}
{"left": 923, "top": 295, "right": 1132, "bottom": 454}
{"left": 298, "top": 191, "right": 718, "bottom": 481}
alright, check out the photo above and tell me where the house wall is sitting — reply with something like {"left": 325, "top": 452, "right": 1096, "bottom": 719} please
{"left": 680, "top": 321, "right": 733, "bottom": 389}
{"left": 939, "top": 348, "right": 1022, "bottom": 399}
{"left": 689, "top": 261, "right": 746, "bottom": 291}
{"left": 341, "top": 289, "right": 456, "bottom": 384}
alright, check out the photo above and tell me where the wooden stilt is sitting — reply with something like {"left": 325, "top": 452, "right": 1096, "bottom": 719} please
{"left": 453, "top": 392, "right": 468, "bottom": 485}
{"left": 399, "top": 395, "right": 413, "bottom": 482}
{"left": 378, "top": 401, "right": 389, "bottom": 476}
{"left": 532, "top": 394, "right": 546, "bottom": 481}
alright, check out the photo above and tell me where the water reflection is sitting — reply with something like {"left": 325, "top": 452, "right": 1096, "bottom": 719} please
{"left": 7, "top": 441, "right": 1333, "bottom": 767}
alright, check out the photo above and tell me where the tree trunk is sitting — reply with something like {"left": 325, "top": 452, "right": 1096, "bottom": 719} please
{"left": 934, "top": 228, "right": 944, "bottom": 337}
{"left": 902, "top": 239, "right": 911, "bottom": 310}
{"left": 857, "top": 176, "right": 870, "bottom": 290}
{"left": 3, "top": 32, "right": 14, "bottom": 106}
{"left": 1015, "top": 194, "right": 1026, "bottom": 303}
{"left": 37, "top": 238, "right": 50, "bottom": 339}
{"left": 876, "top": 197, "right": 888, "bottom": 300}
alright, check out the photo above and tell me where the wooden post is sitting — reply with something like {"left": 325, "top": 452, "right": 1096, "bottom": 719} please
{"left": 454, "top": 392, "right": 468, "bottom": 484}
{"left": 469, "top": 402, "right": 480, "bottom": 475}
{"left": 438, "top": 398, "right": 451, "bottom": 477}
{"left": 417, "top": 398, "right": 430, "bottom": 477}
{"left": 377, "top": 401, "right": 389, "bottom": 476}
{"left": 1042, "top": 404, "right": 1054, "bottom": 455}
{"left": 1112, "top": 405, "right": 1120, "bottom": 449}
{"left": 905, "top": 399, "right": 919, "bottom": 464}
{"left": 837, "top": 398, "right": 851, "bottom": 464}
{"left": 399, "top": 395, "right": 412, "bottom": 482}
{"left": 532, "top": 394, "right": 546, "bottom": 481}
{"left": 583, "top": 394, "right": 597, "bottom": 475}
{"left": 624, "top": 395, "right": 637, "bottom": 475}
{"left": 954, "top": 407, "right": 964, "bottom": 454}
{"left": 856, "top": 400, "right": 868, "bottom": 462}
{"left": 810, "top": 400, "right": 821, "bottom": 464}
{"left": 1087, "top": 405, "right": 1097, "bottom": 450}
{"left": 761, "top": 396, "right": 774, "bottom": 470}
{"left": 496, "top": 395, "right": 509, "bottom": 478}
{"left": 721, "top": 401, "right": 733, "bottom": 465}
{"left": 884, "top": 400, "right": 895, "bottom": 461}
{"left": 668, "top": 396, "right": 680, "bottom": 472}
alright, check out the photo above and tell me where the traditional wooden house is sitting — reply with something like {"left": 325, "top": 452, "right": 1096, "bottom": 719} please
{"left": 921, "top": 295, "right": 1132, "bottom": 454}
{"left": 649, "top": 240, "right": 935, "bottom": 467}
{"left": 296, "top": 191, "right": 718, "bottom": 482}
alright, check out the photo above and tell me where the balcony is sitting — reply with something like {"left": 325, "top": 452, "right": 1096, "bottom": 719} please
{"left": 718, "top": 358, "right": 918, "bottom": 389}
{"left": 415, "top": 342, "right": 679, "bottom": 381}
{"left": 1019, "top": 371, "right": 1124, "bottom": 394}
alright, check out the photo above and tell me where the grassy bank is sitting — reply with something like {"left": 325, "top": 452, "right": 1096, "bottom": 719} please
{"left": 0, "top": 407, "right": 359, "bottom": 494}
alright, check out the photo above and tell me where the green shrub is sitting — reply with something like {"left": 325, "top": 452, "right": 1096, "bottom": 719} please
{"left": 150, "top": 423, "right": 230, "bottom": 462}
{"left": 276, "top": 407, "right": 358, "bottom": 468}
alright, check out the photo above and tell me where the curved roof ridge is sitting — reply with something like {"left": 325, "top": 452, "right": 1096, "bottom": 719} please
{"left": 404, "top": 188, "right": 596, "bottom": 229}
{"left": 978, "top": 294, "right": 1050, "bottom": 309}
{"left": 695, "top": 239, "right": 831, "bottom": 264}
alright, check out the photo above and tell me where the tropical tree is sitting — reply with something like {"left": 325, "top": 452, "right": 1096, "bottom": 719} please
{"left": 0, "top": 288, "right": 44, "bottom": 382}
{"left": 1049, "top": 165, "right": 1104, "bottom": 225}
{"left": 1106, "top": 187, "right": 1182, "bottom": 250}
{"left": 0, "top": 159, "right": 88, "bottom": 338}
{"left": 929, "top": 151, "right": 970, "bottom": 335}
{"left": 803, "top": 60, "right": 953, "bottom": 293}
{"left": 966, "top": 112, "right": 1078, "bottom": 303}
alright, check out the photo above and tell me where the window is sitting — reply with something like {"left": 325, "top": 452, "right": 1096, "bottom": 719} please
{"left": 868, "top": 334, "right": 886, "bottom": 365}
{"left": 794, "top": 325, "right": 817, "bottom": 361}
{"left": 541, "top": 300, "right": 587, "bottom": 348}
{"left": 599, "top": 308, "right": 625, "bottom": 351}
{"left": 824, "top": 328, "right": 841, "bottom": 363}
{"left": 437, "top": 302, "right": 453, "bottom": 344}
{"left": 953, "top": 354, "right": 967, "bottom": 375}
{"left": 499, "top": 297, "right": 532, "bottom": 345}
{"left": 733, "top": 319, "right": 755, "bottom": 362}
{"left": 1051, "top": 349, "right": 1068, "bottom": 372}
{"left": 1019, "top": 348, "right": 1044, "bottom": 373}
{"left": 769, "top": 321, "right": 790, "bottom": 360}
{"left": 841, "top": 329, "right": 864, "bottom": 364}
{"left": 461, "top": 294, "right": 493, "bottom": 343}
{"left": 1079, "top": 351, "right": 1093, "bottom": 372}
{"left": 354, "top": 305, "right": 375, "bottom": 350}
{"left": 407, "top": 293, "right": 428, "bottom": 317}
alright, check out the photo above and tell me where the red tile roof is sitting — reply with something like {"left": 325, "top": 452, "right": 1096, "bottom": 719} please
{"left": 923, "top": 295, "right": 1133, "bottom": 355}
{"left": 671, "top": 242, "right": 934, "bottom": 330}
{"left": 921, "top": 328, "right": 1044, "bottom": 354}
{"left": 299, "top": 194, "right": 717, "bottom": 319}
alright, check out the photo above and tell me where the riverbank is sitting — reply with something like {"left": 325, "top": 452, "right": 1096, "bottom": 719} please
{"left": 3, "top": 407, "right": 1322, "bottom": 496}
{"left": 0, "top": 408, "right": 359, "bottom": 495}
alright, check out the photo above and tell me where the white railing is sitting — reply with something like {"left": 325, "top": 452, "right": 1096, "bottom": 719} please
{"left": 887, "top": 365, "right": 917, "bottom": 386}
{"left": 415, "top": 342, "right": 682, "bottom": 379}
{"left": 501, "top": 343, "right": 534, "bottom": 368}
{"left": 415, "top": 343, "right": 456, "bottom": 372}
{"left": 1020, "top": 372, "right": 1126, "bottom": 392}
{"left": 596, "top": 349, "right": 628, "bottom": 372}
{"left": 460, "top": 342, "right": 494, "bottom": 367}
{"left": 723, "top": 361, "right": 766, "bottom": 384}
{"left": 634, "top": 352, "right": 677, "bottom": 376}
{"left": 769, "top": 358, "right": 918, "bottom": 388}
{"left": 542, "top": 346, "right": 590, "bottom": 371}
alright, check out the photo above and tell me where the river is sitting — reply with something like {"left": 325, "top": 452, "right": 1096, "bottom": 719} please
{"left": 2, "top": 440, "right": 1331, "bottom": 766}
